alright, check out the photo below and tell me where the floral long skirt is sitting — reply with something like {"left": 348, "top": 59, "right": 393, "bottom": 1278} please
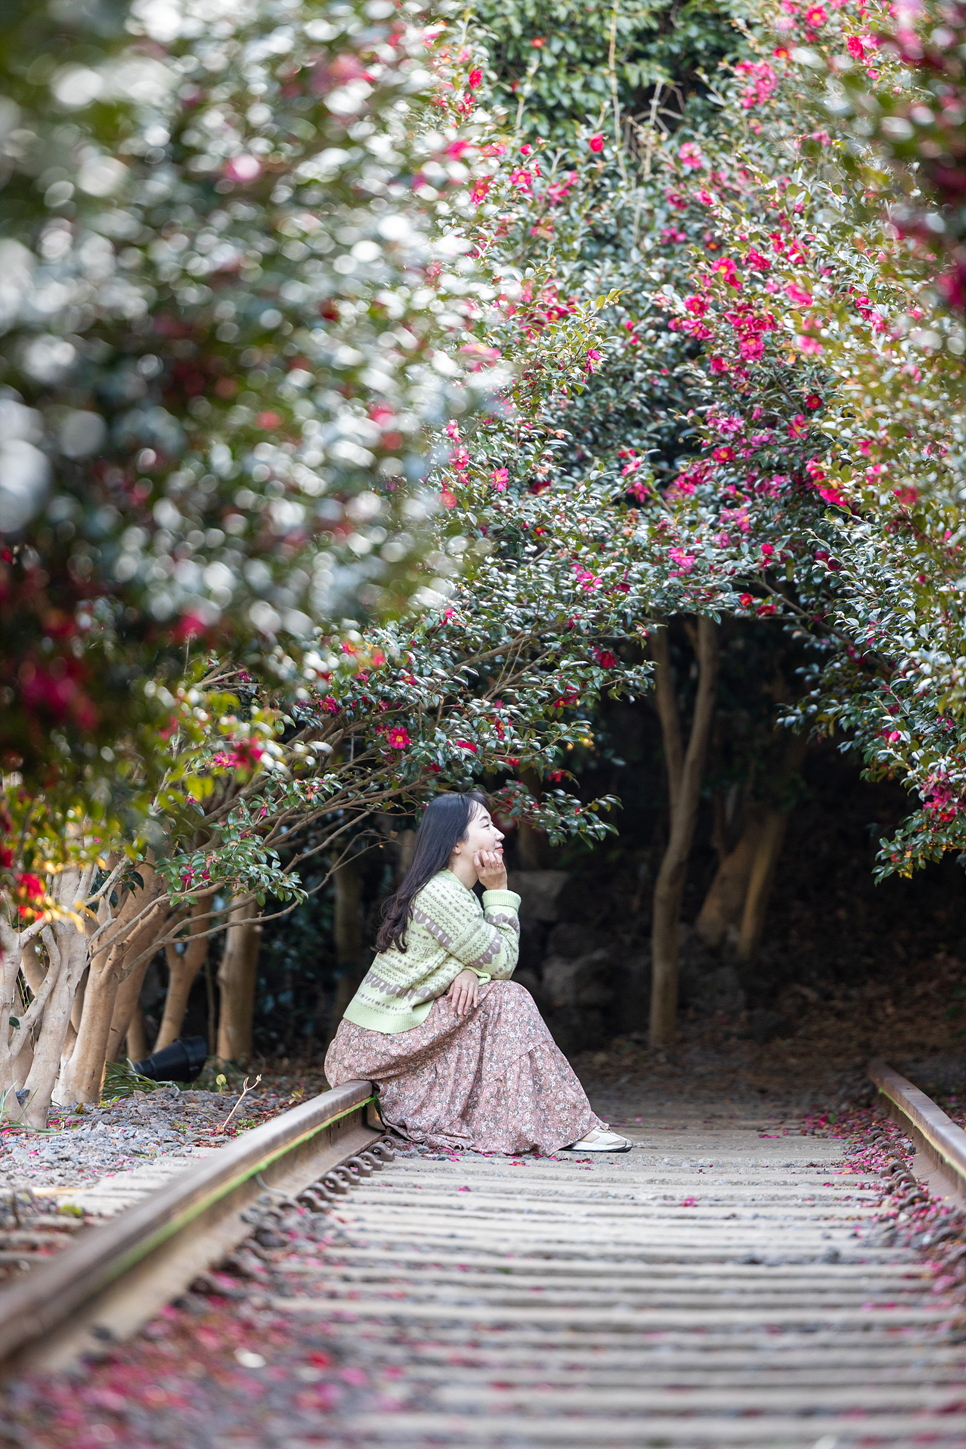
{"left": 324, "top": 979, "right": 605, "bottom": 1155}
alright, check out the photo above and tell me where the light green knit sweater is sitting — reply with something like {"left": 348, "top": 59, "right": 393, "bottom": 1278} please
{"left": 342, "top": 869, "right": 521, "bottom": 1034}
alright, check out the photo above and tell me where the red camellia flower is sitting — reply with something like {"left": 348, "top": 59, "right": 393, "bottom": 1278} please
{"left": 805, "top": 393, "right": 823, "bottom": 409}
{"left": 588, "top": 133, "right": 605, "bottom": 154}
{"left": 593, "top": 649, "right": 618, "bottom": 668}
{"left": 386, "top": 726, "right": 410, "bottom": 749}
{"left": 739, "top": 593, "right": 754, "bottom": 607}
{"left": 15, "top": 872, "right": 45, "bottom": 920}
{"left": 468, "top": 68, "right": 482, "bottom": 88}
{"left": 456, "top": 740, "right": 478, "bottom": 753}
{"left": 713, "top": 445, "right": 735, "bottom": 462}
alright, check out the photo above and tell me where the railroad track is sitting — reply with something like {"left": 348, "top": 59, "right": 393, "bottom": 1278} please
{"left": 2, "top": 1060, "right": 966, "bottom": 1446}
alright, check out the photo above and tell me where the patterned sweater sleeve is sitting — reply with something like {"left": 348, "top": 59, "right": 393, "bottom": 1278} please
{"left": 412, "top": 882, "right": 521, "bottom": 984}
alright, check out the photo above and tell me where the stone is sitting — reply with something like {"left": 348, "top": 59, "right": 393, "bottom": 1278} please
{"left": 542, "top": 948, "right": 614, "bottom": 1011}
{"left": 507, "top": 870, "right": 570, "bottom": 922}
{"left": 546, "top": 922, "right": 613, "bottom": 959}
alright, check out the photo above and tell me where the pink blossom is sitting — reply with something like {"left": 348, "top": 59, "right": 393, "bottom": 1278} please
{"left": 588, "top": 133, "right": 605, "bottom": 154}
{"left": 490, "top": 467, "right": 509, "bottom": 492}
{"left": 679, "top": 141, "right": 704, "bottom": 170}
{"left": 386, "top": 726, "right": 410, "bottom": 749}
{"left": 468, "top": 68, "right": 483, "bottom": 88}
{"left": 785, "top": 282, "right": 813, "bottom": 306}
{"left": 584, "top": 349, "right": 603, "bottom": 374}
{"left": 224, "top": 154, "right": 261, "bottom": 184}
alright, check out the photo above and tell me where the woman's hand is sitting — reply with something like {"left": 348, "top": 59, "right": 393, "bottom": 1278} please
{"left": 447, "top": 968, "right": 480, "bottom": 1014}
{"left": 474, "top": 848, "right": 507, "bottom": 891}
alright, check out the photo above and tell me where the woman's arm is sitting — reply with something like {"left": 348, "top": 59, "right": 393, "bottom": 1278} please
{"left": 413, "top": 865, "right": 521, "bottom": 982}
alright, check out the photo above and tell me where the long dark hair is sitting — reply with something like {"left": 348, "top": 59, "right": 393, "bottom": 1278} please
{"left": 376, "top": 791, "right": 487, "bottom": 953}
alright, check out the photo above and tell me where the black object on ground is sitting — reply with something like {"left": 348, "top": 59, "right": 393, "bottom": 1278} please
{"left": 134, "top": 1036, "right": 208, "bottom": 1083}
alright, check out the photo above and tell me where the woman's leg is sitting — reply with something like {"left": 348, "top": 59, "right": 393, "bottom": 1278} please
{"left": 455, "top": 979, "right": 606, "bottom": 1154}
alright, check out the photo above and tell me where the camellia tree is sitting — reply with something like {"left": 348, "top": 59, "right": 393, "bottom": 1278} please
{"left": 615, "top": 0, "right": 966, "bottom": 1040}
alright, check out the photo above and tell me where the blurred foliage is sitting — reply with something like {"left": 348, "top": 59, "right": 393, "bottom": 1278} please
{"left": 0, "top": 0, "right": 499, "bottom": 787}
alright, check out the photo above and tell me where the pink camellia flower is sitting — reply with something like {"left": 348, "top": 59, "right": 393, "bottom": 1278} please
{"left": 799, "top": 335, "right": 824, "bottom": 354}
{"left": 468, "top": 68, "right": 483, "bottom": 88}
{"left": 739, "top": 592, "right": 754, "bottom": 607}
{"left": 490, "top": 467, "right": 509, "bottom": 492}
{"left": 386, "top": 726, "right": 410, "bottom": 749}
{"left": 679, "top": 141, "right": 703, "bottom": 169}
{"left": 224, "top": 154, "right": 262, "bottom": 184}
{"left": 785, "top": 282, "right": 813, "bottom": 306}
{"left": 787, "top": 414, "right": 808, "bottom": 438}
{"left": 713, "top": 445, "right": 735, "bottom": 462}
{"left": 593, "top": 648, "right": 618, "bottom": 668}
{"left": 588, "top": 133, "right": 605, "bottom": 154}
{"left": 804, "top": 4, "right": 827, "bottom": 25}
{"left": 584, "top": 349, "right": 603, "bottom": 374}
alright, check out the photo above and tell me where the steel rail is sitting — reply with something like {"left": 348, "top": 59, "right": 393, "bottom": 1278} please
{"left": 868, "top": 1058, "right": 966, "bottom": 1205}
{"left": 0, "top": 1078, "right": 382, "bottom": 1379}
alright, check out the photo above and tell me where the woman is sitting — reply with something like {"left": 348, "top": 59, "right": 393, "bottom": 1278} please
{"left": 325, "top": 791, "right": 631, "bottom": 1155}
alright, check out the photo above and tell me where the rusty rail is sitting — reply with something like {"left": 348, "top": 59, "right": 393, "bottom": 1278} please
{"left": 0, "top": 1078, "right": 386, "bottom": 1378}
{"left": 869, "top": 1058, "right": 966, "bottom": 1206}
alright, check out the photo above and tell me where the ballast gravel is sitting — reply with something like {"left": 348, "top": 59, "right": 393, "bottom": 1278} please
{"left": 0, "top": 1085, "right": 296, "bottom": 1196}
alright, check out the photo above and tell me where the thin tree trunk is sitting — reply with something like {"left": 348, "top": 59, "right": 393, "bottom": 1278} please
{"left": 155, "top": 894, "right": 213, "bottom": 1051}
{"left": 649, "top": 618, "right": 719, "bottom": 1047}
{"left": 737, "top": 810, "right": 790, "bottom": 966}
{"left": 329, "top": 859, "right": 364, "bottom": 1041}
{"left": 126, "top": 1003, "right": 150, "bottom": 1063}
{"left": 105, "top": 952, "right": 155, "bottom": 1064}
{"left": 20, "top": 868, "right": 96, "bottom": 1125}
{"left": 216, "top": 897, "right": 262, "bottom": 1064}
{"left": 693, "top": 812, "right": 766, "bottom": 949}
{"left": 57, "top": 867, "right": 166, "bottom": 1106}
{"left": 694, "top": 731, "right": 808, "bottom": 959}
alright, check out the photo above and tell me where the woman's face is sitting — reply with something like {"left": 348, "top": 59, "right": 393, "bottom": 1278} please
{"left": 460, "top": 803, "right": 504, "bottom": 858}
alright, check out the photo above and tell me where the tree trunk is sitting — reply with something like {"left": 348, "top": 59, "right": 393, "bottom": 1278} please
{"left": 737, "top": 811, "right": 790, "bottom": 966}
{"left": 693, "top": 731, "right": 808, "bottom": 961}
{"left": 155, "top": 894, "right": 213, "bottom": 1051}
{"left": 105, "top": 952, "right": 155, "bottom": 1064}
{"left": 57, "top": 866, "right": 166, "bottom": 1106}
{"left": 126, "top": 1003, "right": 150, "bottom": 1063}
{"left": 20, "top": 869, "right": 96, "bottom": 1125}
{"left": 329, "top": 859, "right": 364, "bottom": 1040}
{"left": 649, "top": 618, "right": 719, "bottom": 1047}
{"left": 216, "top": 897, "right": 262, "bottom": 1064}
{"left": 693, "top": 811, "right": 766, "bottom": 949}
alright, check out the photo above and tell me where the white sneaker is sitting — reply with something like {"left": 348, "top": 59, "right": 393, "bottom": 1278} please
{"left": 564, "top": 1128, "right": 632, "bottom": 1153}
